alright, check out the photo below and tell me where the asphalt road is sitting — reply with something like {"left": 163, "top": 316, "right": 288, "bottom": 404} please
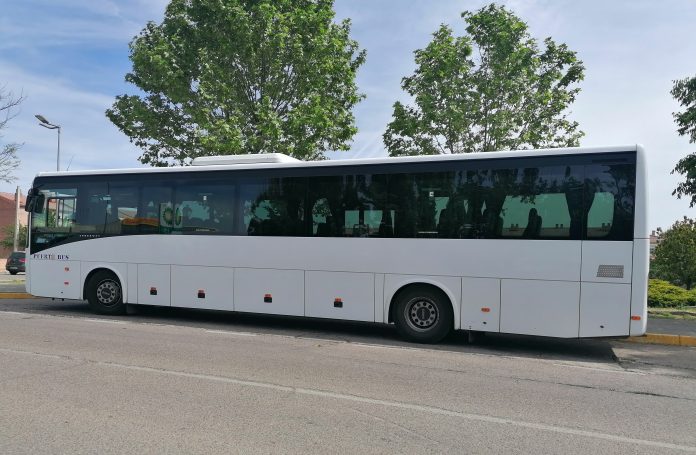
{"left": 1, "top": 299, "right": 696, "bottom": 454}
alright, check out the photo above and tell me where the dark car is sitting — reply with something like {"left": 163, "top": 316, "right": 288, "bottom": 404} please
{"left": 6, "top": 251, "right": 25, "bottom": 275}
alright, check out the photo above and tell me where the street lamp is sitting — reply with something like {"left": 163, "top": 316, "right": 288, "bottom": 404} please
{"left": 35, "top": 114, "right": 61, "bottom": 171}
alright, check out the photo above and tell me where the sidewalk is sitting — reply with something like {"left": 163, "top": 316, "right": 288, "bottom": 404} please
{"left": 646, "top": 318, "right": 696, "bottom": 337}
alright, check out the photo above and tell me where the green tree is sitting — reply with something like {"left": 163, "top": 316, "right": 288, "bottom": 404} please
{"left": 1, "top": 224, "right": 26, "bottom": 250}
{"left": 384, "top": 4, "right": 584, "bottom": 156}
{"left": 671, "top": 75, "right": 696, "bottom": 206}
{"left": 107, "top": 0, "right": 365, "bottom": 165}
{"left": 651, "top": 217, "right": 696, "bottom": 290}
{"left": 0, "top": 85, "right": 22, "bottom": 182}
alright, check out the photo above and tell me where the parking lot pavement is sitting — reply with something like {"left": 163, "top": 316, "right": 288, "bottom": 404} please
{"left": 1, "top": 299, "right": 695, "bottom": 454}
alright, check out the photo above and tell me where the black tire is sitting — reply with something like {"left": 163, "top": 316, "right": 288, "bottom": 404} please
{"left": 86, "top": 270, "right": 125, "bottom": 315}
{"left": 9, "top": 271, "right": 17, "bottom": 275}
{"left": 393, "top": 286, "right": 453, "bottom": 344}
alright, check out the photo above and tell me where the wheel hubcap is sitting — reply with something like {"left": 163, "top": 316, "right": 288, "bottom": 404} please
{"left": 405, "top": 298, "right": 439, "bottom": 331}
{"left": 96, "top": 280, "right": 120, "bottom": 307}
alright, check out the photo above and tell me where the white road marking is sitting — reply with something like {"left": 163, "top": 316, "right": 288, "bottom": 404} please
{"left": 94, "top": 360, "right": 694, "bottom": 453}
{"left": 82, "top": 318, "right": 126, "bottom": 324}
{"left": 1, "top": 344, "right": 694, "bottom": 451}
{"left": 204, "top": 329, "right": 257, "bottom": 337}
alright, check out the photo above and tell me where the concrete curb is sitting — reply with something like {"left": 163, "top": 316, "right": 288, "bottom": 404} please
{"left": 626, "top": 333, "right": 696, "bottom": 347}
{"left": 0, "top": 292, "right": 35, "bottom": 299}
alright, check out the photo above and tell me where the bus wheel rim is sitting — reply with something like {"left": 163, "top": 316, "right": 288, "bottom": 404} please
{"left": 405, "top": 297, "right": 438, "bottom": 332}
{"left": 96, "top": 280, "right": 120, "bottom": 307}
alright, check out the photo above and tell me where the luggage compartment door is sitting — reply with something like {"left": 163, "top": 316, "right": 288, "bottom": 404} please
{"left": 171, "top": 266, "right": 234, "bottom": 311}
{"left": 137, "top": 264, "right": 171, "bottom": 306}
{"left": 306, "top": 271, "right": 375, "bottom": 322}
{"left": 234, "top": 268, "right": 304, "bottom": 316}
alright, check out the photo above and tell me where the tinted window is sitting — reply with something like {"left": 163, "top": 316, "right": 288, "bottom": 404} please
{"left": 240, "top": 176, "right": 306, "bottom": 236}
{"left": 175, "top": 182, "right": 235, "bottom": 234}
{"left": 585, "top": 163, "right": 635, "bottom": 240}
{"left": 29, "top": 152, "right": 637, "bottom": 252}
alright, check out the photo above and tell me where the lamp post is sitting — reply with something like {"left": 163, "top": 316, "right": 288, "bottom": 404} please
{"left": 35, "top": 114, "right": 61, "bottom": 171}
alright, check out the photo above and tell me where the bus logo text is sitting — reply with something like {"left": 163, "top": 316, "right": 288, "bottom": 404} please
{"left": 32, "top": 254, "right": 70, "bottom": 261}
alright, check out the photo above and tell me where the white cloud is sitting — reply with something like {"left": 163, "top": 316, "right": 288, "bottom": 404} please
{"left": 1, "top": 0, "right": 695, "bottom": 230}
{"left": 0, "top": 61, "right": 144, "bottom": 195}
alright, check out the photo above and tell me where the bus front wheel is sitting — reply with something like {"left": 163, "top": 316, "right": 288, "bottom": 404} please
{"left": 86, "top": 271, "right": 125, "bottom": 315}
{"left": 393, "top": 286, "right": 453, "bottom": 344}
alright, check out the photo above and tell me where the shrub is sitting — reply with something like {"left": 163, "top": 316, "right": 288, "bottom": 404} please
{"left": 647, "top": 279, "right": 696, "bottom": 308}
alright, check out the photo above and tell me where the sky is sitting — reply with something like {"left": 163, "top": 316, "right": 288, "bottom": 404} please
{"left": 1, "top": 0, "right": 695, "bottom": 230}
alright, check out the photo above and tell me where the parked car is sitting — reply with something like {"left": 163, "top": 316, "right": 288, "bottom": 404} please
{"left": 6, "top": 251, "right": 25, "bottom": 275}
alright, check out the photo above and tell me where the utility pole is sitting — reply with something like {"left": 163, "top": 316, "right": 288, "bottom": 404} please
{"left": 13, "top": 186, "right": 20, "bottom": 251}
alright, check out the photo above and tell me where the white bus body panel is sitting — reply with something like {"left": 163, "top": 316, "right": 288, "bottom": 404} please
{"left": 630, "top": 239, "right": 649, "bottom": 335}
{"left": 30, "top": 259, "right": 81, "bottom": 299}
{"left": 461, "top": 277, "right": 500, "bottom": 332}
{"left": 171, "top": 266, "right": 234, "bottom": 311}
{"left": 578, "top": 241, "right": 634, "bottom": 337}
{"left": 580, "top": 242, "right": 633, "bottom": 284}
{"left": 137, "top": 264, "right": 171, "bottom": 306}
{"left": 127, "top": 263, "right": 137, "bottom": 303}
{"left": 630, "top": 145, "right": 649, "bottom": 336}
{"left": 306, "top": 271, "right": 374, "bottom": 322}
{"left": 500, "top": 280, "right": 581, "bottom": 337}
{"left": 579, "top": 283, "right": 631, "bottom": 337}
{"left": 234, "top": 268, "right": 304, "bottom": 316}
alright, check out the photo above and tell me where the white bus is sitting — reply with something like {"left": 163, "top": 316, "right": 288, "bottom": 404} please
{"left": 24, "top": 145, "right": 648, "bottom": 343}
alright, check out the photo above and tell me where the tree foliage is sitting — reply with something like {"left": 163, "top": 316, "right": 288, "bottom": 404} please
{"left": 384, "top": 4, "right": 584, "bottom": 156}
{"left": 651, "top": 217, "right": 696, "bottom": 290}
{"left": 0, "top": 85, "right": 22, "bottom": 182}
{"left": 647, "top": 279, "right": 696, "bottom": 308}
{"left": 1, "top": 224, "right": 26, "bottom": 250}
{"left": 107, "top": 0, "right": 365, "bottom": 165}
{"left": 671, "top": 75, "right": 696, "bottom": 206}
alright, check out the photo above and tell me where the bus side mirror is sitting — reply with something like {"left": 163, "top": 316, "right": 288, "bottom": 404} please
{"left": 34, "top": 194, "right": 45, "bottom": 213}
{"left": 24, "top": 190, "right": 45, "bottom": 214}
{"left": 25, "top": 189, "right": 36, "bottom": 212}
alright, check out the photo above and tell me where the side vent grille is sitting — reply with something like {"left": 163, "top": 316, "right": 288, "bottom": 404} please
{"left": 597, "top": 265, "right": 624, "bottom": 279}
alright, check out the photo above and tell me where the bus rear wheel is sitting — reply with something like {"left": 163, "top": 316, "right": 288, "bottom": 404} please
{"left": 86, "top": 271, "right": 125, "bottom": 315}
{"left": 393, "top": 286, "right": 453, "bottom": 344}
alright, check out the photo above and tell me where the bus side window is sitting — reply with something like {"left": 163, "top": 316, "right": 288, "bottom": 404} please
{"left": 140, "top": 186, "right": 173, "bottom": 234}
{"left": 584, "top": 163, "right": 635, "bottom": 240}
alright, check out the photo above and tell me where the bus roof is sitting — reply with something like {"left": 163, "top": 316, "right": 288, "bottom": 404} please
{"left": 34, "top": 144, "right": 640, "bottom": 178}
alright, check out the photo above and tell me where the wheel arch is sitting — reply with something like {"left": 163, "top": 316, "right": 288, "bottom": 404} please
{"left": 82, "top": 265, "right": 127, "bottom": 301}
{"left": 385, "top": 277, "right": 460, "bottom": 329}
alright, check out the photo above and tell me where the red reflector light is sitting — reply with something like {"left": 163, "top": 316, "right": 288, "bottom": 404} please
{"left": 481, "top": 307, "right": 490, "bottom": 313}
{"left": 631, "top": 315, "right": 641, "bottom": 321}
{"left": 20, "top": 258, "right": 26, "bottom": 263}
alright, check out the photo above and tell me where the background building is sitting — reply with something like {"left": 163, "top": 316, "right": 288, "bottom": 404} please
{"left": 0, "top": 191, "right": 26, "bottom": 268}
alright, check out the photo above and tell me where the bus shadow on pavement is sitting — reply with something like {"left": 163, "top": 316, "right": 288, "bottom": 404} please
{"left": 125, "top": 304, "right": 617, "bottom": 364}
{"left": 7, "top": 299, "right": 617, "bottom": 364}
